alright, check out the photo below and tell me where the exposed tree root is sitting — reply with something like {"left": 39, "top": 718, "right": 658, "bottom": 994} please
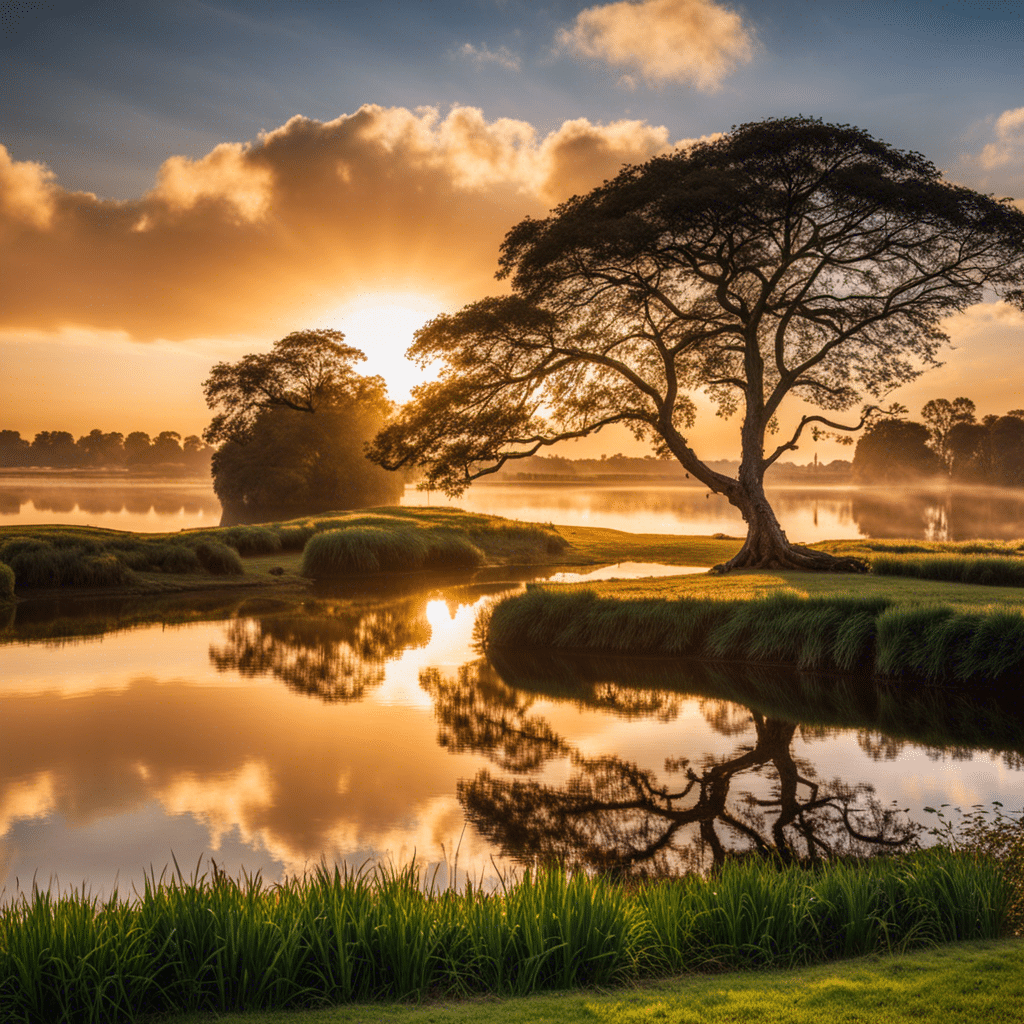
{"left": 710, "top": 541, "right": 869, "bottom": 575}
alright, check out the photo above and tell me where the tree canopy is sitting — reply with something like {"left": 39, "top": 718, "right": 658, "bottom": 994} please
{"left": 204, "top": 330, "right": 403, "bottom": 523}
{"left": 369, "top": 117, "right": 1024, "bottom": 571}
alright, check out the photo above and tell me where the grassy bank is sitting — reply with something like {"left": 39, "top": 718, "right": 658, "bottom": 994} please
{"left": 481, "top": 587, "right": 1024, "bottom": 684}
{"left": 158, "top": 939, "right": 1024, "bottom": 1024}
{"left": 0, "top": 509, "right": 575, "bottom": 596}
{"left": 0, "top": 852, "right": 1009, "bottom": 1023}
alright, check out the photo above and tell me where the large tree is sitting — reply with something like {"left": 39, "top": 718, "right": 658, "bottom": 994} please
{"left": 204, "top": 329, "right": 403, "bottom": 523}
{"left": 369, "top": 118, "right": 1024, "bottom": 572}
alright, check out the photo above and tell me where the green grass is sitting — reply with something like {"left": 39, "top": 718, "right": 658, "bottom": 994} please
{"left": 871, "top": 553, "right": 1024, "bottom": 587}
{"left": 0, "top": 508, "right": 570, "bottom": 592}
{"left": 0, "top": 852, "right": 1010, "bottom": 1023}
{"left": 157, "top": 939, "right": 1024, "bottom": 1024}
{"left": 481, "top": 588, "right": 1024, "bottom": 683}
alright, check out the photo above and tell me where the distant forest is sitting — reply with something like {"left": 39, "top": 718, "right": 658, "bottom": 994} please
{"left": 0, "top": 429, "right": 213, "bottom": 474}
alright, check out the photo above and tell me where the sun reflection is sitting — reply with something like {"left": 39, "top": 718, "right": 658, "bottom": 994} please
{"left": 318, "top": 292, "right": 445, "bottom": 401}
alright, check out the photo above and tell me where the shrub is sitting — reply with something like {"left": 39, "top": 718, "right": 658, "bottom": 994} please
{"left": 191, "top": 540, "right": 244, "bottom": 575}
{"left": 0, "top": 561, "right": 13, "bottom": 602}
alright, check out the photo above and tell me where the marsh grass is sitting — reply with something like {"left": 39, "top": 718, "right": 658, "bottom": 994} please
{"left": 482, "top": 589, "right": 1024, "bottom": 683}
{"left": 0, "top": 852, "right": 1008, "bottom": 1023}
{"left": 298, "top": 510, "right": 565, "bottom": 579}
{"left": 872, "top": 553, "right": 1024, "bottom": 587}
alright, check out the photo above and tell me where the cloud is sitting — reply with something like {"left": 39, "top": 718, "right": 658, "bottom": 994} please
{"left": 459, "top": 41, "right": 521, "bottom": 71}
{"left": 0, "top": 106, "right": 689, "bottom": 340}
{"left": 959, "top": 107, "right": 1024, "bottom": 207}
{"left": 557, "top": 0, "right": 754, "bottom": 90}
{"left": 0, "top": 144, "right": 57, "bottom": 228}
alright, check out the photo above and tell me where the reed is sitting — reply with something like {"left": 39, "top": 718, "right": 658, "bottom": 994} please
{"left": 481, "top": 589, "right": 1024, "bottom": 683}
{"left": 0, "top": 850, "right": 1009, "bottom": 1023}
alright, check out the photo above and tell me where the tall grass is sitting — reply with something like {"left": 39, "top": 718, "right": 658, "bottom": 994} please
{"left": 0, "top": 851, "right": 1008, "bottom": 1023}
{"left": 872, "top": 553, "right": 1024, "bottom": 587}
{"left": 301, "top": 526, "right": 484, "bottom": 576}
{"left": 481, "top": 589, "right": 1024, "bottom": 683}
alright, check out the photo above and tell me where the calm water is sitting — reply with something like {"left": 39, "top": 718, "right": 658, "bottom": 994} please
{"left": 4, "top": 474, "right": 1024, "bottom": 541}
{"left": 3, "top": 568, "right": 1022, "bottom": 898}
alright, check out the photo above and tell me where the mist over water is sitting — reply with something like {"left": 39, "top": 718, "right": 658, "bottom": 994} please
{"left": 4, "top": 474, "right": 1024, "bottom": 540}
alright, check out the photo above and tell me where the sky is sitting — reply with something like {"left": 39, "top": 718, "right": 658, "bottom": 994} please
{"left": 2, "top": 0, "right": 1023, "bottom": 461}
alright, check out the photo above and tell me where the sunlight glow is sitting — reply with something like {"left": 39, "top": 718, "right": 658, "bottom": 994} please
{"left": 319, "top": 292, "right": 446, "bottom": 402}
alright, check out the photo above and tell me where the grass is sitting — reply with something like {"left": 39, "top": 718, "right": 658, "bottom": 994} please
{"left": 0, "top": 852, "right": 1010, "bottom": 1023}
{"left": 156, "top": 939, "right": 1024, "bottom": 1024}
{"left": 0, "top": 508, "right": 570, "bottom": 593}
{"left": 480, "top": 587, "right": 1024, "bottom": 684}
{"left": 871, "top": 553, "right": 1024, "bottom": 587}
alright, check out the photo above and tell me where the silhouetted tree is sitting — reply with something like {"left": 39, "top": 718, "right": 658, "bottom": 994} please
{"left": 30, "top": 430, "right": 77, "bottom": 467}
{"left": 0, "top": 430, "right": 30, "bottom": 467}
{"left": 989, "top": 415, "right": 1024, "bottom": 487}
{"left": 852, "top": 420, "right": 943, "bottom": 483}
{"left": 370, "top": 117, "right": 1024, "bottom": 573}
{"left": 204, "top": 329, "right": 403, "bottom": 523}
{"left": 921, "top": 397, "right": 976, "bottom": 472}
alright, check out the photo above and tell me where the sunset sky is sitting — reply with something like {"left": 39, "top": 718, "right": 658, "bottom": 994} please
{"left": 2, "top": 0, "right": 1023, "bottom": 460}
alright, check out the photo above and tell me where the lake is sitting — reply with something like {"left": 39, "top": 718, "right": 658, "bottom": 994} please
{"left": 4, "top": 473, "right": 1024, "bottom": 541}
{"left": 2, "top": 567, "right": 1022, "bottom": 899}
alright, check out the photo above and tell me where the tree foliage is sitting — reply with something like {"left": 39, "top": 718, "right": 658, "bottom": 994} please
{"left": 204, "top": 330, "right": 403, "bottom": 523}
{"left": 370, "top": 117, "right": 1024, "bottom": 571}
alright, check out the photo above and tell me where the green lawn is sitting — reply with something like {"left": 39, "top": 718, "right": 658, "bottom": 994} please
{"left": 159, "top": 940, "right": 1024, "bottom": 1024}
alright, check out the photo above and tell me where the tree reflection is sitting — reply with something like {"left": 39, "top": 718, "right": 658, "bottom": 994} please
{"left": 209, "top": 599, "right": 430, "bottom": 701}
{"left": 423, "top": 659, "right": 922, "bottom": 875}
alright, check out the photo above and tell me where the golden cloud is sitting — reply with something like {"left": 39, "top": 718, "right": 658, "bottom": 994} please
{"left": 557, "top": 0, "right": 754, "bottom": 90}
{"left": 0, "top": 144, "right": 57, "bottom": 228}
{"left": 0, "top": 106, "right": 688, "bottom": 341}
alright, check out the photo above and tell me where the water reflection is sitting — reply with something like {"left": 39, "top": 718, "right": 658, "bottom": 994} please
{"left": 208, "top": 600, "right": 431, "bottom": 702}
{"left": 423, "top": 660, "right": 926, "bottom": 875}
{"left": 0, "top": 475, "right": 221, "bottom": 531}
{"left": 3, "top": 577, "right": 1024, "bottom": 897}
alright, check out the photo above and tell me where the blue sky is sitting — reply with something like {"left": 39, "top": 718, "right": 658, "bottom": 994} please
{"left": 1, "top": 0, "right": 1022, "bottom": 451}
{"left": 4, "top": 0, "right": 1021, "bottom": 197}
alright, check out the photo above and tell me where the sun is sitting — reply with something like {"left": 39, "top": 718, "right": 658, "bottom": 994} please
{"left": 318, "top": 292, "right": 445, "bottom": 402}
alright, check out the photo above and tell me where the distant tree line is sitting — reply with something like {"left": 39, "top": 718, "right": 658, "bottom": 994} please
{"left": 486, "top": 453, "right": 852, "bottom": 484}
{"left": 852, "top": 398, "right": 1024, "bottom": 486}
{"left": 0, "top": 429, "right": 214, "bottom": 474}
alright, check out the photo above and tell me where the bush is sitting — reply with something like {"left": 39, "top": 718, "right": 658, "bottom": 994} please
{"left": 0, "top": 562, "right": 13, "bottom": 602}
{"left": 191, "top": 540, "right": 244, "bottom": 576}
{"left": 301, "top": 525, "right": 485, "bottom": 578}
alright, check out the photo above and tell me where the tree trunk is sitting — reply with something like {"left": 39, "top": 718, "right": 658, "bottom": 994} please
{"left": 711, "top": 475, "right": 868, "bottom": 574}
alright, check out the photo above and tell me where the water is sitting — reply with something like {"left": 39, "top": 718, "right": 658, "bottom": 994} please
{"left": 5, "top": 473, "right": 1024, "bottom": 541}
{"left": 3, "top": 567, "right": 1021, "bottom": 898}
